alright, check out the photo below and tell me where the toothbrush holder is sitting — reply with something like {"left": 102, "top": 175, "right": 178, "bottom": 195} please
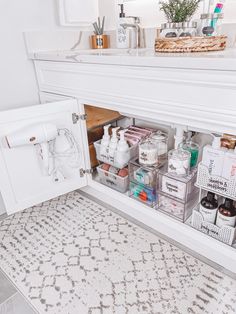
{"left": 91, "top": 34, "right": 109, "bottom": 49}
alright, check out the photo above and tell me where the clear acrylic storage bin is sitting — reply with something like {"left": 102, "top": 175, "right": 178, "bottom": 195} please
{"left": 159, "top": 168, "right": 198, "bottom": 202}
{"left": 94, "top": 140, "right": 138, "bottom": 169}
{"left": 158, "top": 168, "right": 199, "bottom": 221}
{"left": 128, "top": 158, "right": 162, "bottom": 189}
{"left": 129, "top": 181, "right": 157, "bottom": 208}
{"left": 97, "top": 164, "right": 129, "bottom": 193}
{"left": 158, "top": 191, "right": 199, "bottom": 222}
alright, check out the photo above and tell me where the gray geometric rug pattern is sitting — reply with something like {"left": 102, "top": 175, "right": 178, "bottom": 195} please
{"left": 0, "top": 191, "right": 235, "bottom": 314}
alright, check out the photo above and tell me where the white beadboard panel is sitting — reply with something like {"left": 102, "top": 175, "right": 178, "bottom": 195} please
{"left": 35, "top": 60, "right": 236, "bottom": 134}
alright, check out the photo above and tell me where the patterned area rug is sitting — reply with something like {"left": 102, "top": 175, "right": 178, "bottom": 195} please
{"left": 0, "top": 191, "right": 235, "bottom": 314}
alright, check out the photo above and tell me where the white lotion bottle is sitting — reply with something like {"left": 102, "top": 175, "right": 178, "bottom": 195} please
{"left": 109, "top": 127, "right": 120, "bottom": 162}
{"left": 116, "top": 130, "right": 130, "bottom": 166}
{"left": 100, "top": 124, "right": 111, "bottom": 158}
{"left": 201, "top": 133, "right": 225, "bottom": 176}
{"left": 116, "top": 4, "right": 129, "bottom": 49}
{"left": 222, "top": 147, "right": 236, "bottom": 180}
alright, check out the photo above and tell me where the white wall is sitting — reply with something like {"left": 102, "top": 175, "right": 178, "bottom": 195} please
{"left": 0, "top": 0, "right": 62, "bottom": 111}
{"left": 100, "top": 0, "right": 236, "bottom": 29}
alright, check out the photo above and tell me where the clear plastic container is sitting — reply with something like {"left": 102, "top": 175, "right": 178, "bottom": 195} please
{"left": 160, "top": 23, "right": 178, "bottom": 38}
{"left": 168, "top": 149, "right": 191, "bottom": 177}
{"left": 97, "top": 164, "right": 129, "bottom": 193}
{"left": 94, "top": 140, "right": 138, "bottom": 169}
{"left": 129, "top": 158, "right": 162, "bottom": 189}
{"left": 129, "top": 181, "right": 157, "bottom": 208}
{"left": 150, "top": 130, "right": 168, "bottom": 164}
{"left": 159, "top": 168, "right": 198, "bottom": 202}
{"left": 200, "top": 13, "right": 224, "bottom": 36}
{"left": 139, "top": 138, "right": 158, "bottom": 167}
{"left": 158, "top": 191, "right": 198, "bottom": 222}
{"left": 178, "top": 141, "right": 200, "bottom": 169}
{"left": 179, "top": 22, "right": 197, "bottom": 37}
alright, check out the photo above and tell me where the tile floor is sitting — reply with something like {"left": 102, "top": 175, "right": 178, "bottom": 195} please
{"left": 0, "top": 192, "right": 235, "bottom": 314}
{"left": 0, "top": 271, "right": 36, "bottom": 314}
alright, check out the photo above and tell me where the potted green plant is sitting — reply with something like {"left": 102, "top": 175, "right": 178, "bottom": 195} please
{"left": 159, "top": 0, "right": 201, "bottom": 23}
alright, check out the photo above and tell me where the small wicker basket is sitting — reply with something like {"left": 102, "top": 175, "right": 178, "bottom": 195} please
{"left": 155, "top": 35, "right": 227, "bottom": 53}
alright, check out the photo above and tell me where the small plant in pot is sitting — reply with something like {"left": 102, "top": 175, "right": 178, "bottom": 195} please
{"left": 159, "top": 0, "right": 201, "bottom": 38}
{"left": 159, "top": 0, "right": 201, "bottom": 23}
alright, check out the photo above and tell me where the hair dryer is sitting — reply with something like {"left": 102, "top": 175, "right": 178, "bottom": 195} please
{"left": 6, "top": 123, "right": 58, "bottom": 176}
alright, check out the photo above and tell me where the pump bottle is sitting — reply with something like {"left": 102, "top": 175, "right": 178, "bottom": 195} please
{"left": 100, "top": 124, "right": 111, "bottom": 157}
{"left": 116, "top": 130, "right": 130, "bottom": 165}
{"left": 109, "top": 127, "right": 120, "bottom": 161}
{"left": 116, "top": 4, "right": 129, "bottom": 49}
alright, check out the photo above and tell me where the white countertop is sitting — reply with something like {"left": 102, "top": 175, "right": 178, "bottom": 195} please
{"left": 30, "top": 48, "right": 236, "bottom": 71}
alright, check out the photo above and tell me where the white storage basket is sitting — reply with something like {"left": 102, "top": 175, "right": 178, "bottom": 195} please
{"left": 196, "top": 163, "right": 236, "bottom": 200}
{"left": 191, "top": 208, "right": 236, "bottom": 245}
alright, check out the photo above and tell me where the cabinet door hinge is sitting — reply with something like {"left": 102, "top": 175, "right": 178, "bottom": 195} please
{"left": 72, "top": 113, "right": 87, "bottom": 124}
{"left": 80, "top": 168, "right": 93, "bottom": 177}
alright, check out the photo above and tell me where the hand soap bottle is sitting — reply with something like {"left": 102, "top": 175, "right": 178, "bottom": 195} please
{"left": 109, "top": 127, "right": 120, "bottom": 162}
{"left": 100, "top": 124, "right": 111, "bottom": 157}
{"left": 199, "top": 192, "right": 218, "bottom": 223}
{"left": 216, "top": 198, "right": 236, "bottom": 228}
{"left": 116, "top": 4, "right": 129, "bottom": 49}
{"left": 116, "top": 130, "right": 130, "bottom": 166}
{"left": 202, "top": 133, "right": 225, "bottom": 176}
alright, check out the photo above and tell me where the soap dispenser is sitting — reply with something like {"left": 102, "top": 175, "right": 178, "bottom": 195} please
{"left": 116, "top": 4, "right": 129, "bottom": 49}
{"left": 109, "top": 127, "right": 120, "bottom": 162}
{"left": 116, "top": 130, "right": 130, "bottom": 166}
{"left": 100, "top": 124, "right": 111, "bottom": 157}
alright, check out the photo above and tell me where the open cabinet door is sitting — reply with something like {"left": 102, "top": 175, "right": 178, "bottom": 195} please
{"left": 0, "top": 99, "right": 88, "bottom": 215}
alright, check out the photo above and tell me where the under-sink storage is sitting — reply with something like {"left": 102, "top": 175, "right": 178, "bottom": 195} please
{"left": 94, "top": 140, "right": 138, "bottom": 169}
{"left": 97, "top": 164, "right": 129, "bottom": 193}
{"left": 128, "top": 158, "right": 162, "bottom": 189}
{"left": 129, "top": 181, "right": 157, "bottom": 208}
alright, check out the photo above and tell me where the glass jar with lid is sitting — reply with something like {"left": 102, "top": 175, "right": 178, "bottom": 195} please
{"left": 200, "top": 13, "right": 224, "bottom": 36}
{"left": 150, "top": 131, "right": 168, "bottom": 164}
{"left": 139, "top": 138, "right": 158, "bottom": 166}
{"left": 160, "top": 23, "right": 178, "bottom": 38}
{"left": 179, "top": 22, "right": 197, "bottom": 37}
{"left": 178, "top": 141, "right": 200, "bottom": 169}
{"left": 168, "top": 149, "right": 191, "bottom": 177}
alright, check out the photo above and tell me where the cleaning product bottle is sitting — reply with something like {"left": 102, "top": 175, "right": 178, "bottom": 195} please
{"left": 199, "top": 191, "right": 218, "bottom": 223}
{"left": 109, "top": 127, "right": 120, "bottom": 162}
{"left": 116, "top": 130, "right": 130, "bottom": 166}
{"left": 100, "top": 124, "right": 111, "bottom": 158}
{"left": 116, "top": 4, "right": 129, "bottom": 49}
{"left": 201, "top": 133, "right": 226, "bottom": 176}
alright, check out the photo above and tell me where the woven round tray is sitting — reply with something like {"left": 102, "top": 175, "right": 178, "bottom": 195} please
{"left": 155, "top": 35, "right": 227, "bottom": 53}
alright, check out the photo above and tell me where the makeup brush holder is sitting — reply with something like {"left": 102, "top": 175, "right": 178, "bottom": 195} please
{"left": 91, "top": 35, "right": 109, "bottom": 49}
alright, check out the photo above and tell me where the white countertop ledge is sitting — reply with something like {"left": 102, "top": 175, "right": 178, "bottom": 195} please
{"left": 30, "top": 48, "right": 236, "bottom": 71}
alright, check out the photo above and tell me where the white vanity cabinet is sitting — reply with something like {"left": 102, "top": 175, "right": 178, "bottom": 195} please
{"left": 1, "top": 53, "right": 236, "bottom": 275}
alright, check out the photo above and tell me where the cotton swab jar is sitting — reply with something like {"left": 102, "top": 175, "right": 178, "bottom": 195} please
{"left": 168, "top": 149, "right": 191, "bottom": 177}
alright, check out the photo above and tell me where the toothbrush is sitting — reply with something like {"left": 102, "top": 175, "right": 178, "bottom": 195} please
{"left": 210, "top": 2, "right": 224, "bottom": 29}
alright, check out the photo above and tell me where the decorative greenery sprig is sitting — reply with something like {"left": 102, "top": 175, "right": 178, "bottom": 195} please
{"left": 159, "top": 0, "right": 201, "bottom": 23}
